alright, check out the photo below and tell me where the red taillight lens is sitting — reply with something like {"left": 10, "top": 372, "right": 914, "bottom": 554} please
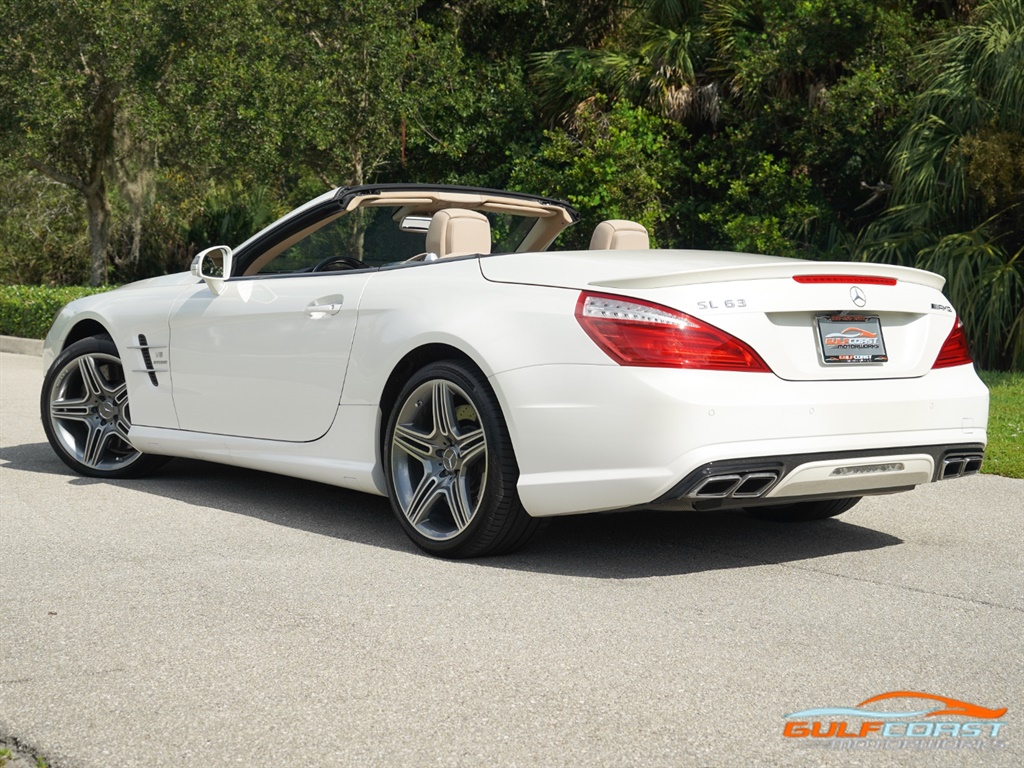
{"left": 575, "top": 292, "right": 771, "bottom": 372}
{"left": 793, "top": 275, "right": 897, "bottom": 286}
{"left": 932, "top": 317, "right": 973, "bottom": 369}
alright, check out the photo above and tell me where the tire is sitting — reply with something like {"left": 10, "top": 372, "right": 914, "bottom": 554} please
{"left": 41, "top": 336, "right": 168, "bottom": 479}
{"left": 383, "top": 360, "right": 542, "bottom": 558}
{"left": 745, "top": 497, "right": 861, "bottom": 522}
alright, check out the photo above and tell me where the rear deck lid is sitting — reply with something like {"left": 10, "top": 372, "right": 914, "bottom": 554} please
{"left": 481, "top": 250, "right": 954, "bottom": 380}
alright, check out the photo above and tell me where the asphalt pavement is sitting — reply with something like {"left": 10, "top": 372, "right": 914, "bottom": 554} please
{"left": 1, "top": 350, "right": 1021, "bottom": 767}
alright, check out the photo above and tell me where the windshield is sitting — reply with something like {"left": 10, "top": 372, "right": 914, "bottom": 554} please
{"left": 291, "top": 207, "right": 553, "bottom": 267}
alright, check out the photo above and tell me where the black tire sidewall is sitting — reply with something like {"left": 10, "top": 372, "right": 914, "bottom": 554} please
{"left": 40, "top": 336, "right": 165, "bottom": 479}
{"left": 383, "top": 360, "right": 520, "bottom": 557}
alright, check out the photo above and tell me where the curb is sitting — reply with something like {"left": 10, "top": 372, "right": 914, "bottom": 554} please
{"left": 0, "top": 335, "right": 44, "bottom": 356}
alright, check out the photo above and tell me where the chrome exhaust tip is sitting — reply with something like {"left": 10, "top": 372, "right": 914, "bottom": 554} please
{"left": 940, "top": 454, "right": 984, "bottom": 480}
{"left": 688, "top": 470, "right": 780, "bottom": 499}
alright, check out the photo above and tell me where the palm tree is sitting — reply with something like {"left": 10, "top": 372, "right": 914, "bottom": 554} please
{"left": 530, "top": 0, "right": 719, "bottom": 125}
{"left": 861, "top": 0, "right": 1024, "bottom": 369}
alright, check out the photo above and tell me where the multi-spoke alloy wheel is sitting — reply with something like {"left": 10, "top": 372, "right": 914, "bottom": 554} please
{"left": 390, "top": 378, "right": 488, "bottom": 540}
{"left": 385, "top": 360, "right": 541, "bottom": 558}
{"left": 41, "top": 336, "right": 165, "bottom": 478}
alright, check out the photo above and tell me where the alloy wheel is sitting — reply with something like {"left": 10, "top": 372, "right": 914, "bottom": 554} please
{"left": 47, "top": 351, "right": 141, "bottom": 472}
{"left": 389, "top": 378, "right": 488, "bottom": 541}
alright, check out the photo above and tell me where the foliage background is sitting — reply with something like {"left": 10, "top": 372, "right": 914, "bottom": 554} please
{"left": 0, "top": 0, "right": 1021, "bottom": 370}
{"left": 0, "top": 284, "right": 112, "bottom": 339}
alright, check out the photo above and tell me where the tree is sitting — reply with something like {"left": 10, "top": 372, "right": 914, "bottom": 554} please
{"left": 861, "top": 0, "right": 1024, "bottom": 369}
{"left": 508, "top": 101, "right": 682, "bottom": 248}
{"left": 531, "top": 0, "right": 718, "bottom": 125}
{"left": 677, "top": 133, "right": 830, "bottom": 256}
{"left": 0, "top": 0, "right": 171, "bottom": 285}
{"left": 527, "top": 1, "right": 931, "bottom": 254}
{"left": 0, "top": 0, "right": 447, "bottom": 277}
{"left": 396, "top": 0, "right": 633, "bottom": 189}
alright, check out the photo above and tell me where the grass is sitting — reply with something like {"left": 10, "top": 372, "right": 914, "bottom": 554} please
{"left": 0, "top": 744, "right": 48, "bottom": 768}
{"left": 979, "top": 370, "right": 1024, "bottom": 479}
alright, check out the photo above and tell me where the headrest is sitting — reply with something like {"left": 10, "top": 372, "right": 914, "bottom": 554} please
{"left": 425, "top": 209, "right": 491, "bottom": 258}
{"left": 589, "top": 219, "right": 650, "bottom": 250}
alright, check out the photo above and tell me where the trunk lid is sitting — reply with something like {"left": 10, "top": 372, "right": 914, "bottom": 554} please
{"left": 480, "top": 250, "right": 956, "bottom": 380}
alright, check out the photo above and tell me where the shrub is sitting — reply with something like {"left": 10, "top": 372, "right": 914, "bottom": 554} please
{"left": 507, "top": 101, "right": 682, "bottom": 249}
{"left": 0, "top": 285, "right": 115, "bottom": 340}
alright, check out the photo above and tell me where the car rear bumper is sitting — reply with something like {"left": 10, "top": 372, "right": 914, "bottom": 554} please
{"left": 649, "top": 443, "right": 985, "bottom": 512}
{"left": 490, "top": 363, "right": 989, "bottom": 517}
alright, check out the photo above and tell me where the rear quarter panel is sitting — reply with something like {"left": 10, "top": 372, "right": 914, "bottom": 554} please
{"left": 340, "top": 258, "right": 608, "bottom": 406}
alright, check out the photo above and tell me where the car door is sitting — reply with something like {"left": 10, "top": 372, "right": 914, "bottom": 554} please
{"left": 167, "top": 205, "right": 375, "bottom": 442}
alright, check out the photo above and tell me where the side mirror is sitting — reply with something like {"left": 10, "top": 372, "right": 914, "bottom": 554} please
{"left": 190, "top": 245, "right": 233, "bottom": 295}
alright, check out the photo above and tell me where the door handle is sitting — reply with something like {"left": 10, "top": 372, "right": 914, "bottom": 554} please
{"left": 305, "top": 298, "right": 343, "bottom": 317}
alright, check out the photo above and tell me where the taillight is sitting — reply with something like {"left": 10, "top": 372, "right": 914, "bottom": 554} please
{"left": 793, "top": 275, "right": 897, "bottom": 286}
{"left": 932, "top": 317, "right": 973, "bottom": 369}
{"left": 575, "top": 292, "right": 771, "bottom": 372}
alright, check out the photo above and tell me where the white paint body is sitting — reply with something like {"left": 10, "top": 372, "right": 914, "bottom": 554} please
{"left": 43, "top": 225, "right": 989, "bottom": 518}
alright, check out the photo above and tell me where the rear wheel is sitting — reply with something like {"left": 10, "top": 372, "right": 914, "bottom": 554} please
{"left": 41, "top": 336, "right": 167, "bottom": 479}
{"left": 384, "top": 360, "right": 542, "bottom": 558}
{"left": 745, "top": 497, "right": 861, "bottom": 522}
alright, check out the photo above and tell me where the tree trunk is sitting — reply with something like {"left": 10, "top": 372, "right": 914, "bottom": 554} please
{"left": 83, "top": 69, "right": 118, "bottom": 286}
{"left": 21, "top": 56, "right": 119, "bottom": 287}
{"left": 85, "top": 179, "right": 110, "bottom": 286}
{"left": 352, "top": 153, "right": 365, "bottom": 260}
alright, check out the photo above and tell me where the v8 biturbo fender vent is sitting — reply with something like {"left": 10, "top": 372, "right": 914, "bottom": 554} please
{"left": 128, "top": 334, "right": 166, "bottom": 386}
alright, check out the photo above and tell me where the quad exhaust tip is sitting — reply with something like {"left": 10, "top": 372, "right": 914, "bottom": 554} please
{"left": 940, "top": 454, "right": 984, "bottom": 480}
{"left": 689, "top": 471, "right": 780, "bottom": 499}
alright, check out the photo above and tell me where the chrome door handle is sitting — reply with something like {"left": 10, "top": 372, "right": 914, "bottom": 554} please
{"left": 305, "top": 300, "right": 343, "bottom": 316}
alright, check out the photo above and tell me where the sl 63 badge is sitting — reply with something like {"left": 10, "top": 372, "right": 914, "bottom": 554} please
{"left": 697, "top": 298, "right": 747, "bottom": 310}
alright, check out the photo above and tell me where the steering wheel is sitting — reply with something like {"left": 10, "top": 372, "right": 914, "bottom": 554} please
{"left": 311, "top": 255, "right": 366, "bottom": 272}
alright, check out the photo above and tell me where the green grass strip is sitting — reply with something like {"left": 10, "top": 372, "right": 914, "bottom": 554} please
{"left": 979, "top": 370, "right": 1024, "bottom": 479}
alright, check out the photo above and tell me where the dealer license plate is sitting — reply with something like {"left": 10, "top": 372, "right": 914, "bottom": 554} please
{"left": 816, "top": 314, "right": 888, "bottom": 364}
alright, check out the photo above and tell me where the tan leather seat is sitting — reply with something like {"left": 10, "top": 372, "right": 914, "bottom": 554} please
{"left": 426, "top": 209, "right": 491, "bottom": 258}
{"left": 589, "top": 220, "right": 650, "bottom": 250}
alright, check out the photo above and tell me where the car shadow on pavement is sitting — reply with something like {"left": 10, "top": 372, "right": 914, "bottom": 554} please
{"left": 509, "top": 508, "right": 901, "bottom": 578}
{"left": 2, "top": 442, "right": 903, "bottom": 579}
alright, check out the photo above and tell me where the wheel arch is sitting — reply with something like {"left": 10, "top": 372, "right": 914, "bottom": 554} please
{"left": 376, "top": 347, "right": 540, "bottom": 557}
{"left": 377, "top": 343, "right": 486, "bottom": 449}
{"left": 62, "top": 319, "right": 113, "bottom": 350}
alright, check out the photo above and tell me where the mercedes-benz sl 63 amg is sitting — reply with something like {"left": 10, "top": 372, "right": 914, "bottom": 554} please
{"left": 41, "top": 184, "right": 988, "bottom": 557}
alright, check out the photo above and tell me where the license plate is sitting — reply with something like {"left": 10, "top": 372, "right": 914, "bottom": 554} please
{"left": 816, "top": 314, "right": 888, "bottom": 364}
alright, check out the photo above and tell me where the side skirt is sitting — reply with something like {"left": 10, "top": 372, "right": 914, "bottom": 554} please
{"left": 128, "top": 405, "right": 386, "bottom": 496}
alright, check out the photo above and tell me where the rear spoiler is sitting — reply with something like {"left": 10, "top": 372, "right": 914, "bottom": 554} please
{"left": 591, "top": 260, "right": 945, "bottom": 292}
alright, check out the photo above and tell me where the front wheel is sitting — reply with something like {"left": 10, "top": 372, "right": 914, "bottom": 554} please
{"left": 745, "top": 497, "right": 861, "bottom": 522}
{"left": 384, "top": 360, "right": 542, "bottom": 558}
{"left": 41, "top": 336, "right": 167, "bottom": 479}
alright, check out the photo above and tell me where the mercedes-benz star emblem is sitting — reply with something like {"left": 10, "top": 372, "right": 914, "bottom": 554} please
{"left": 850, "top": 286, "right": 867, "bottom": 307}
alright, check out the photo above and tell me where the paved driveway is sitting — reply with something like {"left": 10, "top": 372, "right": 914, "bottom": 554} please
{"left": 2, "top": 351, "right": 1021, "bottom": 767}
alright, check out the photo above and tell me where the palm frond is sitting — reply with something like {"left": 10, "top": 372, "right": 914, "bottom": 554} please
{"left": 641, "top": 0, "right": 704, "bottom": 30}
{"left": 529, "top": 19, "right": 712, "bottom": 124}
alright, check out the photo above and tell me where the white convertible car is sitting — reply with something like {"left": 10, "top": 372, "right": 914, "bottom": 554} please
{"left": 41, "top": 184, "right": 989, "bottom": 557}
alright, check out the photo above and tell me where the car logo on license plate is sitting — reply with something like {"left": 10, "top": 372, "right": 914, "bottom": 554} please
{"left": 816, "top": 314, "right": 888, "bottom": 364}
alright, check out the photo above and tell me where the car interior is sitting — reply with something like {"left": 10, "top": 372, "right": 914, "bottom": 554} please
{"left": 236, "top": 186, "right": 650, "bottom": 277}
